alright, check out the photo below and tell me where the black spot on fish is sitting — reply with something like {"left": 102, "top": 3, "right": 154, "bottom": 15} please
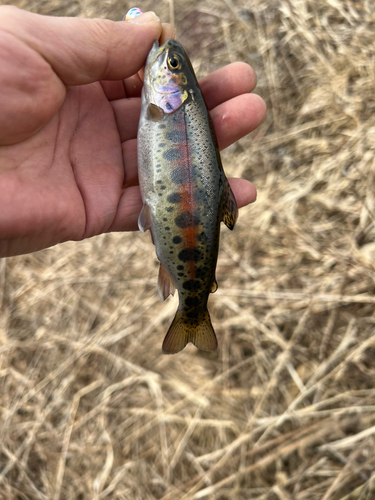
{"left": 177, "top": 265, "right": 184, "bottom": 270}
{"left": 163, "top": 148, "right": 181, "bottom": 161}
{"left": 187, "top": 310, "right": 199, "bottom": 319}
{"left": 159, "top": 125, "right": 166, "bottom": 128}
{"left": 195, "top": 268, "right": 207, "bottom": 279}
{"left": 178, "top": 248, "right": 202, "bottom": 262}
{"left": 169, "top": 251, "right": 173, "bottom": 254}
{"left": 194, "top": 190, "right": 206, "bottom": 203}
{"left": 167, "top": 130, "right": 185, "bottom": 143}
{"left": 161, "top": 186, "right": 166, "bottom": 190}
{"left": 175, "top": 212, "right": 200, "bottom": 229}
{"left": 197, "top": 232, "right": 206, "bottom": 242}
{"left": 186, "top": 296, "right": 200, "bottom": 307}
{"left": 159, "top": 143, "right": 166, "bottom": 147}
{"left": 170, "top": 168, "right": 184, "bottom": 185}
{"left": 158, "top": 193, "right": 162, "bottom": 197}
{"left": 183, "top": 280, "right": 201, "bottom": 291}
{"left": 157, "top": 180, "right": 162, "bottom": 184}
{"left": 163, "top": 218, "right": 167, "bottom": 222}
{"left": 167, "top": 193, "right": 182, "bottom": 204}
{"left": 178, "top": 272, "right": 184, "bottom": 277}
{"left": 165, "top": 227, "right": 170, "bottom": 231}
{"left": 166, "top": 207, "right": 174, "bottom": 212}
{"left": 173, "top": 236, "right": 182, "bottom": 244}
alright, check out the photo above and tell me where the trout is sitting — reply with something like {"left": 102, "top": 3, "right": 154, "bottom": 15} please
{"left": 137, "top": 39, "right": 238, "bottom": 354}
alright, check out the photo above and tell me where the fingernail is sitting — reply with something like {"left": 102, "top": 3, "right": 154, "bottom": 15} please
{"left": 128, "top": 11, "right": 160, "bottom": 24}
{"left": 123, "top": 7, "right": 143, "bottom": 21}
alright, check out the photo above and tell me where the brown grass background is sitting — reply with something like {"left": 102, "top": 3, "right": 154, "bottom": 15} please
{"left": 1, "top": 0, "right": 375, "bottom": 498}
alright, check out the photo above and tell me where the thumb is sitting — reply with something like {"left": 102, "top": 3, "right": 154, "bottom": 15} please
{"left": 0, "top": 7, "right": 162, "bottom": 85}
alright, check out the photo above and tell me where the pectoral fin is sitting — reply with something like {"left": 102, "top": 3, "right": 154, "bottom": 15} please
{"left": 147, "top": 103, "right": 165, "bottom": 122}
{"left": 158, "top": 263, "right": 175, "bottom": 301}
{"left": 222, "top": 180, "right": 238, "bottom": 230}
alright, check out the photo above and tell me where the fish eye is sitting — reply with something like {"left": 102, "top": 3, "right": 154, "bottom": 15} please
{"left": 167, "top": 54, "right": 181, "bottom": 70}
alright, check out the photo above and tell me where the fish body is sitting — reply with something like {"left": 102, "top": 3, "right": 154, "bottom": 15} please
{"left": 137, "top": 39, "right": 238, "bottom": 354}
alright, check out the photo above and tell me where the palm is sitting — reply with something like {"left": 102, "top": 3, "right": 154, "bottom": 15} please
{"left": 1, "top": 82, "right": 129, "bottom": 254}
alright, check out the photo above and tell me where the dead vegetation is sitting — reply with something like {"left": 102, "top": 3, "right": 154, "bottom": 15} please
{"left": 1, "top": 0, "right": 375, "bottom": 498}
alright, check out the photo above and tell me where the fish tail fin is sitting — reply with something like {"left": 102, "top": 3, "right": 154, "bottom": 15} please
{"left": 162, "top": 309, "right": 218, "bottom": 354}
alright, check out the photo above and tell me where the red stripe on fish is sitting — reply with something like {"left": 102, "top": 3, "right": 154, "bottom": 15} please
{"left": 172, "top": 112, "right": 199, "bottom": 281}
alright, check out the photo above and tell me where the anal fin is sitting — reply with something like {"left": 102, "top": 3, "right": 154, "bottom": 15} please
{"left": 222, "top": 180, "right": 238, "bottom": 230}
{"left": 158, "top": 263, "right": 175, "bottom": 301}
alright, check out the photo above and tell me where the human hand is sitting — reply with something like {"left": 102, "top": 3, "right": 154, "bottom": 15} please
{"left": 0, "top": 7, "right": 266, "bottom": 257}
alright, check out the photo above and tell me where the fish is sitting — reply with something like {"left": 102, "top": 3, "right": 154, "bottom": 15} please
{"left": 137, "top": 39, "right": 238, "bottom": 354}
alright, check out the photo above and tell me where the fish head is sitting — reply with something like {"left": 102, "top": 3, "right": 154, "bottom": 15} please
{"left": 143, "top": 39, "right": 197, "bottom": 115}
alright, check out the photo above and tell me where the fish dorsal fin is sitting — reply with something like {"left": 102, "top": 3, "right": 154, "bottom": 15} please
{"left": 147, "top": 103, "right": 165, "bottom": 122}
{"left": 211, "top": 278, "right": 218, "bottom": 293}
{"left": 222, "top": 180, "right": 238, "bottom": 230}
{"left": 138, "top": 204, "right": 152, "bottom": 233}
{"left": 158, "top": 263, "right": 175, "bottom": 302}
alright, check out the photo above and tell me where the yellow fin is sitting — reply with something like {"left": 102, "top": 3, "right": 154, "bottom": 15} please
{"left": 222, "top": 180, "right": 238, "bottom": 230}
{"left": 211, "top": 278, "right": 218, "bottom": 293}
{"left": 162, "top": 309, "right": 218, "bottom": 354}
{"left": 158, "top": 263, "right": 175, "bottom": 302}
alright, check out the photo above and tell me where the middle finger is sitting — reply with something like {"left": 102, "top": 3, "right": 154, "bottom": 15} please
{"left": 114, "top": 91, "right": 265, "bottom": 146}
{"left": 112, "top": 61, "right": 259, "bottom": 141}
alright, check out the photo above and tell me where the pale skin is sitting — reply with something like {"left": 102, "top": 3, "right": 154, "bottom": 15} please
{"left": 0, "top": 7, "right": 266, "bottom": 257}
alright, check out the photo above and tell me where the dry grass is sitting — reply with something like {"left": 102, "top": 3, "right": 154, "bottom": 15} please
{"left": 1, "top": 0, "right": 375, "bottom": 498}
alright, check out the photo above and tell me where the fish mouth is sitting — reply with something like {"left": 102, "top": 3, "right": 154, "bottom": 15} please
{"left": 145, "top": 40, "right": 171, "bottom": 85}
{"left": 145, "top": 40, "right": 163, "bottom": 79}
{"left": 148, "top": 39, "right": 167, "bottom": 63}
